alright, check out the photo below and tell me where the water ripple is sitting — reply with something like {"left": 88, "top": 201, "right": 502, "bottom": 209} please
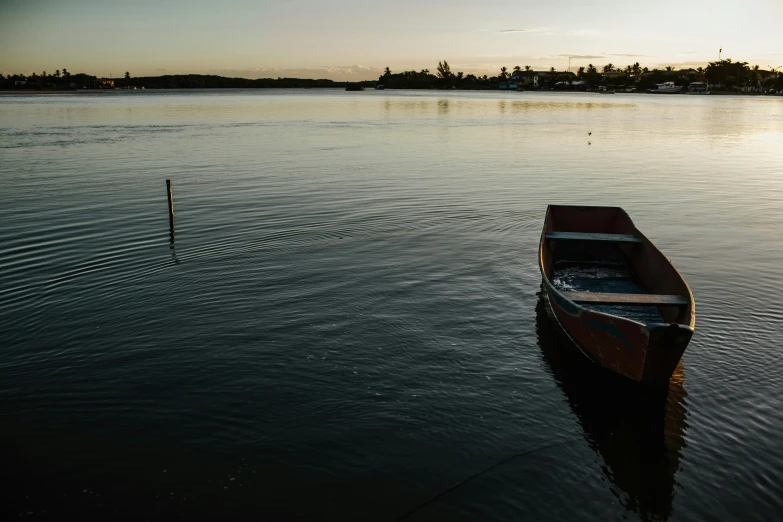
{"left": 1, "top": 90, "right": 782, "bottom": 520}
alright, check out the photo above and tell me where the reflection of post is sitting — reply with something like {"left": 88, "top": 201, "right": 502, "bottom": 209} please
{"left": 166, "top": 179, "right": 175, "bottom": 242}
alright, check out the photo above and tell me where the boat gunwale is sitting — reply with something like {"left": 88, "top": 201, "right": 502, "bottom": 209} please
{"left": 537, "top": 204, "right": 695, "bottom": 331}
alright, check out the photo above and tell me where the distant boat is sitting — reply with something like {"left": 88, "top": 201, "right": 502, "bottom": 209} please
{"left": 648, "top": 82, "right": 682, "bottom": 94}
{"left": 345, "top": 84, "right": 365, "bottom": 91}
{"left": 687, "top": 82, "right": 710, "bottom": 94}
{"left": 538, "top": 205, "right": 695, "bottom": 388}
{"left": 375, "top": 84, "right": 385, "bottom": 90}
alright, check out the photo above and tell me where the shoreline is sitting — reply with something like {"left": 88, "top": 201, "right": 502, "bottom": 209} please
{"left": 1, "top": 88, "right": 778, "bottom": 97}
{"left": 0, "top": 90, "right": 117, "bottom": 95}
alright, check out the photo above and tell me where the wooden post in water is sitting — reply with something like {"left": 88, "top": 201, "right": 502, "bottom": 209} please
{"left": 166, "top": 179, "right": 175, "bottom": 241}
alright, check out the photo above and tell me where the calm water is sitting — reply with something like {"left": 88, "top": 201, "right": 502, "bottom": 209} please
{"left": 1, "top": 89, "right": 782, "bottom": 520}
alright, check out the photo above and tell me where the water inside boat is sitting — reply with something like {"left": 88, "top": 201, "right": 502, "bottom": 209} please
{"left": 550, "top": 241, "right": 664, "bottom": 324}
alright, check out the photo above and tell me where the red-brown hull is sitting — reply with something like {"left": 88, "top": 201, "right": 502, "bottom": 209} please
{"left": 539, "top": 205, "right": 695, "bottom": 388}
{"left": 543, "top": 281, "right": 692, "bottom": 387}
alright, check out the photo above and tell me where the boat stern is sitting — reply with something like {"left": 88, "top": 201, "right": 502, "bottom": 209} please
{"left": 640, "top": 323, "right": 694, "bottom": 388}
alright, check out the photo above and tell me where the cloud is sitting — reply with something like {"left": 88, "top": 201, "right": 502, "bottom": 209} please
{"left": 558, "top": 54, "right": 606, "bottom": 59}
{"left": 649, "top": 60, "right": 710, "bottom": 69}
{"left": 542, "top": 28, "right": 604, "bottom": 37}
{"left": 499, "top": 28, "right": 548, "bottom": 33}
{"left": 570, "top": 29, "right": 603, "bottom": 37}
{"left": 610, "top": 53, "right": 646, "bottom": 57}
{"left": 322, "top": 64, "right": 381, "bottom": 74}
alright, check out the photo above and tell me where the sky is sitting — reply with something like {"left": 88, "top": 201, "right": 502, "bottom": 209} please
{"left": 1, "top": 0, "right": 782, "bottom": 80}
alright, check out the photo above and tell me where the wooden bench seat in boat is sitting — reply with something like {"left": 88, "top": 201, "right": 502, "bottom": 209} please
{"left": 561, "top": 291, "right": 688, "bottom": 307}
{"left": 545, "top": 232, "right": 643, "bottom": 244}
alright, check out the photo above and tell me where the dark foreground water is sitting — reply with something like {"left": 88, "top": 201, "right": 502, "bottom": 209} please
{"left": 1, "top": 90, "right": 782, "bottom": 520}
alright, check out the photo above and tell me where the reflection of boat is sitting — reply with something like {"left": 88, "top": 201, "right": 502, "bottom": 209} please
{"left": 648, "top": 82, "right": 682, "bottom": 94}
{"left": 538, "top": 205, "right": 696, "bottom": 388}
{"left": 536, "top": 288, "right": 687, "bottom": 521}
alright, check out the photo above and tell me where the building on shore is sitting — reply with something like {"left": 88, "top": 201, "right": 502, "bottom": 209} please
{"left": 601, "top": 70, "right": 626, "bottom": 80}
{"left": 511, "top": 70, "right": 553, "bottom": 89}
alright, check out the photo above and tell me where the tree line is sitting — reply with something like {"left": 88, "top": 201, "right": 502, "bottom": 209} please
{"left": 3, "top": 59, "right": 781, "bottom": 91}
{"left": 378, "top": 59, "right": 783, "bottom": 91}
{"left": 377, "top": 61, "right": 501, "bottom": 89}
{"left": 0, "top": 70, "right": 362, "bottom": 90}
{"left": 572, "top": 60, "right": 782, "bottom": 91}
{"left": 1, "top": 68, "right": 98, "bottom": 90}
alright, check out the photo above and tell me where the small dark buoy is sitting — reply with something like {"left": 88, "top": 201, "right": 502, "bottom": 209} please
{"left": 587, "top": 132, "right": 592, "bottom": 136}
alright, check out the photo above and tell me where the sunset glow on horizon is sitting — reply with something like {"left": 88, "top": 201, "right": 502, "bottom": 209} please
{"left": 1, "top": 0, "right": 781, "bottom": 80}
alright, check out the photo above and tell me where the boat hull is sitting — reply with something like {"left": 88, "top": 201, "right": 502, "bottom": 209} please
{"left": 542, "top": 279, "right": 692, "bottom": 387}
{"left": 538, "top": 205, "right": 695, "bottom": 388}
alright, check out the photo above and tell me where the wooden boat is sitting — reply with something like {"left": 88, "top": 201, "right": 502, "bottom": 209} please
{"left": 538, "top": 205, "right": 695, "bottom": 388}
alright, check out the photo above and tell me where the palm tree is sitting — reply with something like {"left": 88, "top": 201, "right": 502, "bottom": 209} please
{"left": 500, "top": 66, "right": 508, "bottom": 79}
{"left": 437, "top": 61, "right": 452, "bottom": 79}
{"left": 549, "top": 66, "right": 556, "bottom": 73}
{"left": 383, "top": 67, "right": 391, "bottom": 77}
{"left": 55, "top": 69, "right": 61, "bottom": 78}
{"left": 665, "top": 66, "right": 674, "bottom": 72}
{"left": 602, "top": 63, "right": 614, "bottom": 73}
{"left": 524, "top": 65, "right": 531, "bottom": 71}
{"left": 632, "top": 62, "right": 641, "bottom": 77}
{"left": 577, "top": 66, "right": 585, "bottom": 79}
{"left": 457, "top": 71, "right": 464, "bottom": 81}
{"left": 745, "top": 64, "right": 760, "bottom": 89}
{"left": 513, "top": 65, "right": 521, "bottom": 72}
